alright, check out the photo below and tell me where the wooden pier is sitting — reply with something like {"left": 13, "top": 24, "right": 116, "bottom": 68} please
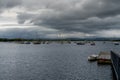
{"left": 97, "top": 52, "right": 111, "bottom": 64}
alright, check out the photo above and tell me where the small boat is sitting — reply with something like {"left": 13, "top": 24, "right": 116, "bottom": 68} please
{"left": 114, "top": 42, "right": 119, "bottom": 45}
{"left": 24, "top": 41, "right": 31, "bottom": 44}
{"left": 88, "top": 55, "right": 98, "bottom": 61}
{"left": 76, "top": 42, "right": 85, "bottom": 45}
{"left": 32, "top": 41, "right": 41, "bottom": 44}
{"left": 90, "top": 42, "right": 95, "bottom": 45}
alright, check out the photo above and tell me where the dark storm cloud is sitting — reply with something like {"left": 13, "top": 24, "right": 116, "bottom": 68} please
{"left": 15, "top": 0, "right": 120, "bottom": 34}
{"left": 1, "top": 0, "right": 120, "bottom": 38}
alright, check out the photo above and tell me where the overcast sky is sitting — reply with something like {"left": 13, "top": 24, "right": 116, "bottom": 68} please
{"left": 0, "top": 0, "right": 120, "bottom": 39}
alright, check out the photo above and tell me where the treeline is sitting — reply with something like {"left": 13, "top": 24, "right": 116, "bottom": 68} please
{"left": 0, "top": 38, "right": 71, "bottom": 42}
{"left": 0, "top": 38, "right": 120, "bottom": 42}
{"left": 0, "top": 38, "right": 42, "bottom": 42}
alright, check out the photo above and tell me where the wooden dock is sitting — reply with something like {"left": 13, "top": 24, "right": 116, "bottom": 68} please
{"left": 97, "top": 52, "right": 111, "bottom": 64}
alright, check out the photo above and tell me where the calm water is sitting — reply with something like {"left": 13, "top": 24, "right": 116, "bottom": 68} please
{"left": 0, "top": 42, "right": 119, "bottom": 80}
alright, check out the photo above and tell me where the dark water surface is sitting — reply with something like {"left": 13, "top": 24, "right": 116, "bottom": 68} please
{"left": 0, "top": 42, "right": 119, "bottom": 80}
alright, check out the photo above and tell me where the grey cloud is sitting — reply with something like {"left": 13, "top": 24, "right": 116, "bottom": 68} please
{"left": 17, "top": 13, "right": 36, "bottom": 24}
{"left": 0, "top": 0, "right": 21, "bottom": 10}
{"left": 0, "top": 28, "right": 57, "bottom": 39}
{"left": 16, "top": 0, "right": 120, "bottom": 35}
{"left": 30, "top": 15, "right": 120, "bottom": 33}
{"left": 1, "top": 0, "right": 120, "bottom": 38}
{"left": 0, "top": 27, "right": 94, "bottom": 39}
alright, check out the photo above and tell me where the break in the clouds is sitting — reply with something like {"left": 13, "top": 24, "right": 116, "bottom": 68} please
{"left": 0, "top": 0, "right": 120, "bottom": 38}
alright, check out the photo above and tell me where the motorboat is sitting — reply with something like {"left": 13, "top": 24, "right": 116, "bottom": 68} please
{"left": 88, "top": 54, "right": 98, "bottom": 61}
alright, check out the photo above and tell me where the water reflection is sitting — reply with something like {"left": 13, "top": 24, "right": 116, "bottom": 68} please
{"left": 0, "top": 42, "right": 119, "bottom": 80}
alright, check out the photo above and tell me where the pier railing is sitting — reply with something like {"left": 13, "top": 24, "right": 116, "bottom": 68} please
{"left": 111, "top": 51, "right": 120, "bottom": 80}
